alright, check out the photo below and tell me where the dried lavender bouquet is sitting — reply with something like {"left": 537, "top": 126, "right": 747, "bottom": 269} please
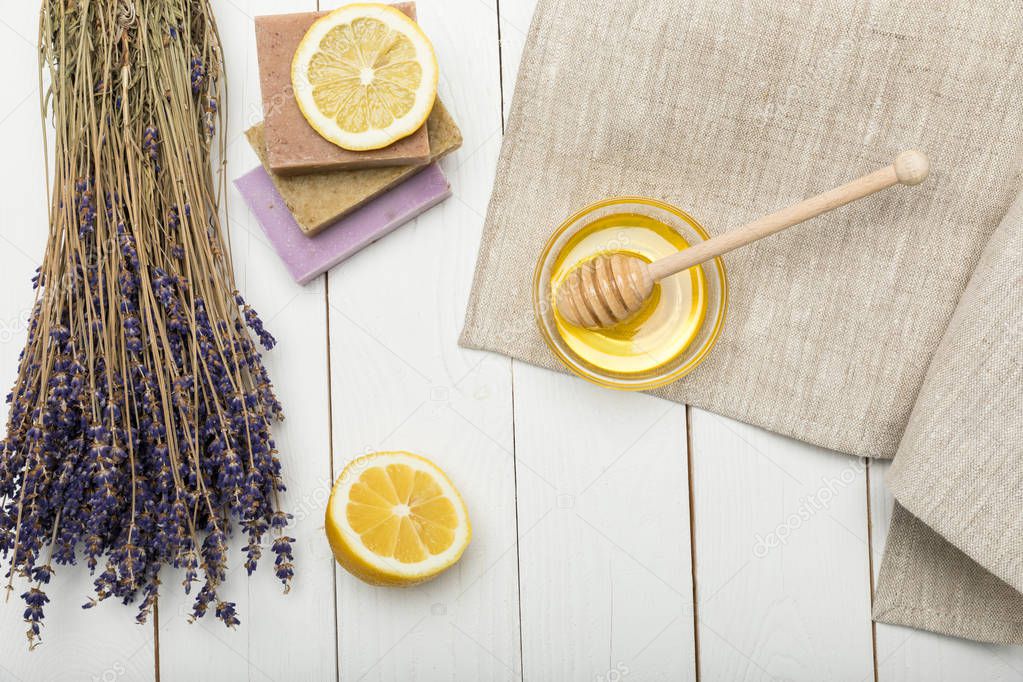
{"left": 0, "top": 0, "right": 293, "bottom": 647}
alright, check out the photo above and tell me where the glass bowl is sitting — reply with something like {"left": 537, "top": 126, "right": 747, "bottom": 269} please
{"left": 533, "top": 197, "right": 728, "bottom": 391}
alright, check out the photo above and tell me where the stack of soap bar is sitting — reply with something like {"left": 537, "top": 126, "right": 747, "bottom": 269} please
{"left": 241, "top": 5, "right": 463, "bottom": 286}
{"left": 245, "top": 101, "right": 462, "bottom": 235}
{"left": 254, "top": 3, "right": 431, "bottom": 176}
{"left": 235, "top": 163, "right": 451, "bottom": 285}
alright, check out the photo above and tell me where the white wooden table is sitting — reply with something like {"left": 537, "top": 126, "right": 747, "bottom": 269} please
{"left": 1, "top": 1, "right": 1022, "bottom": 680}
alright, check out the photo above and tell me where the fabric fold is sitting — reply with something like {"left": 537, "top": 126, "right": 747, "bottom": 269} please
{"left": 874, "top": 504, "right": 1023, "bottom": 646}
{"left": 873, "top": 189, "right": 1023, "bottom": 643}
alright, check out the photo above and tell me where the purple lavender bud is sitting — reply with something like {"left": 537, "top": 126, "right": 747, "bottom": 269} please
{"left": 190, "top": 58, "right": 205, "bottom": 95}
{"left": 215, "top": 600, "right": 240, "bottom": 628}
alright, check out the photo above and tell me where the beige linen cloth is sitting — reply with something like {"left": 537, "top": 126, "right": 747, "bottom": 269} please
{"left": 460, "top": 0, "right": 1023, "bottom": 645}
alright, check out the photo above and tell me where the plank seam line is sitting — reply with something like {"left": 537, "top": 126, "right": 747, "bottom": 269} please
{"left": 496, "top": 3, "right": 523, "bottom": 676}
{"left": 318, "top": 8, "right": 341, "bottom": 675}
{"left": 496, "top": 0, "right": 506, "bottom": 130}
{"left": 685, "top": 405, "right": 701, "bottom": 682}
{"left": 510, "top": 360, "right": 525, "bottom": 679}
{"left": 324, "top": 272, "right": 340, "bottom": 681}
{"left": 865, "top": 457, "right": 879, "bottom": 682}
{"left": 153, "top": 596, "right": 160, "bottom": 682}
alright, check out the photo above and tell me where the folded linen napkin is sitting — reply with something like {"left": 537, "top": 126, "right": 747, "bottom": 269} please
{"left": 460, "top": 0, "right": 1023, "bottom": 644}
{"left": 875, "top": 192, "right": 1023, "bottom": 644}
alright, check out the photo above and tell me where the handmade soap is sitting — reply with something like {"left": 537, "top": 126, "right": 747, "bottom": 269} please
{"left": 254, "top": 3, "right": 431, "bottom": 176}
{"left": 235, "top": 163, "right": 451, "bottom": 285}
{"left": 245, "top": 100, "right": 462, "bottom": 236}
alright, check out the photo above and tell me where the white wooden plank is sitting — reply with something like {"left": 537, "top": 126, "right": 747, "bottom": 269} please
{"left": 689, "top": 407, "right": 874, "bottom": 681}
{"left": 868, "top": 459, "right": 1023, "bottom": 681}
{"left": 498, "top": 1, "right": 695, "bottom": 678}
{"left": 156, "top": 1, "right": 337, "bottom": 680}
{"left": 322, "top": 0, "right": 520, "bottom": 679}
{"left": 0, "top": 3, "right": 158, "bottom": 680}
{"left": 513, "top": 366, "right": 697, "bottom": 681}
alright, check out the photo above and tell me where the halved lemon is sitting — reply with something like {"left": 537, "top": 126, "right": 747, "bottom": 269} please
{"left": 291, "top": 4, "right": 439, "bottom": 151}
{"left": 326, "top": 451, "right": 470, "bottom": 586}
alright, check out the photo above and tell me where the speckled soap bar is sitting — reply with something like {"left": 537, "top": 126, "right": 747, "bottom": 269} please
{"left": 245, "top": 100, "right": 462, "bottom": 236}
{"left": 234, "top": 163, "right": 451, "bottom": 285}
{"left": 254, "top": 3, "right": 431, "bottom": 176}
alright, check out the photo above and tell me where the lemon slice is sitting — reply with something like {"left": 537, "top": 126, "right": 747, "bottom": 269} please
{"left": 291, "top": 4, "right": 439, "bottom": 151}
{"left": 326, "top": 451, "right": 470, "bottom": 586}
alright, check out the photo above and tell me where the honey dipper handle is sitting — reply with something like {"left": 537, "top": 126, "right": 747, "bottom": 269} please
{"left": 647, "top": 150, "right": 930, "bottom": 281}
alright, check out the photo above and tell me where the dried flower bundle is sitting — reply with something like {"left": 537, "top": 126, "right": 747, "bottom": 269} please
{"left": 0, "top": 0, "right": 293, "bottom": 647}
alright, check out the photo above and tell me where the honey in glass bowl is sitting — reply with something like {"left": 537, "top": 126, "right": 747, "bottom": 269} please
{"left": 533, "top": 197, "right": 727, "bottom": 391}
{"left": 551, "top": 213, "right": 708, "bottom": 374}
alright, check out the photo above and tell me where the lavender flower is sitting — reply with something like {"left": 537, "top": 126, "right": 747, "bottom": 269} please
{"left": 272, "top": 536, "right": 295, "bottom": 593}
{"left": 143, "top": 126, "right": 161, "bottom": 172}
{"left": 22, "top": 587, "right": 49, "bottom": 648}
{"left": 215, "top": 600, "right": 240, "bottom": 628}
{"left": 190, "top": 58, "right": 205, "bottom": 95}
{"left": 75, "top": 179, "right": 95, "bottom": 237}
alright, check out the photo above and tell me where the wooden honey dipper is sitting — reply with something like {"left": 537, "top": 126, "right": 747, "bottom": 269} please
{"left": 556, "top": 150, "right": 930, "bottom": 329}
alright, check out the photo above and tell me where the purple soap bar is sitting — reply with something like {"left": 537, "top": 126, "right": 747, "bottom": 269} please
{"left": 234, "top": 163, "right": 451, "bottom": 284}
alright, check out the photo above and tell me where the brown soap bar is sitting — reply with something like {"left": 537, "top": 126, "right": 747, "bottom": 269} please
{"left": 245, "top": 100, "right": 462, "bottom": 236}
{"left": 254, "top": 3, "right": 431, "bottom": 176}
